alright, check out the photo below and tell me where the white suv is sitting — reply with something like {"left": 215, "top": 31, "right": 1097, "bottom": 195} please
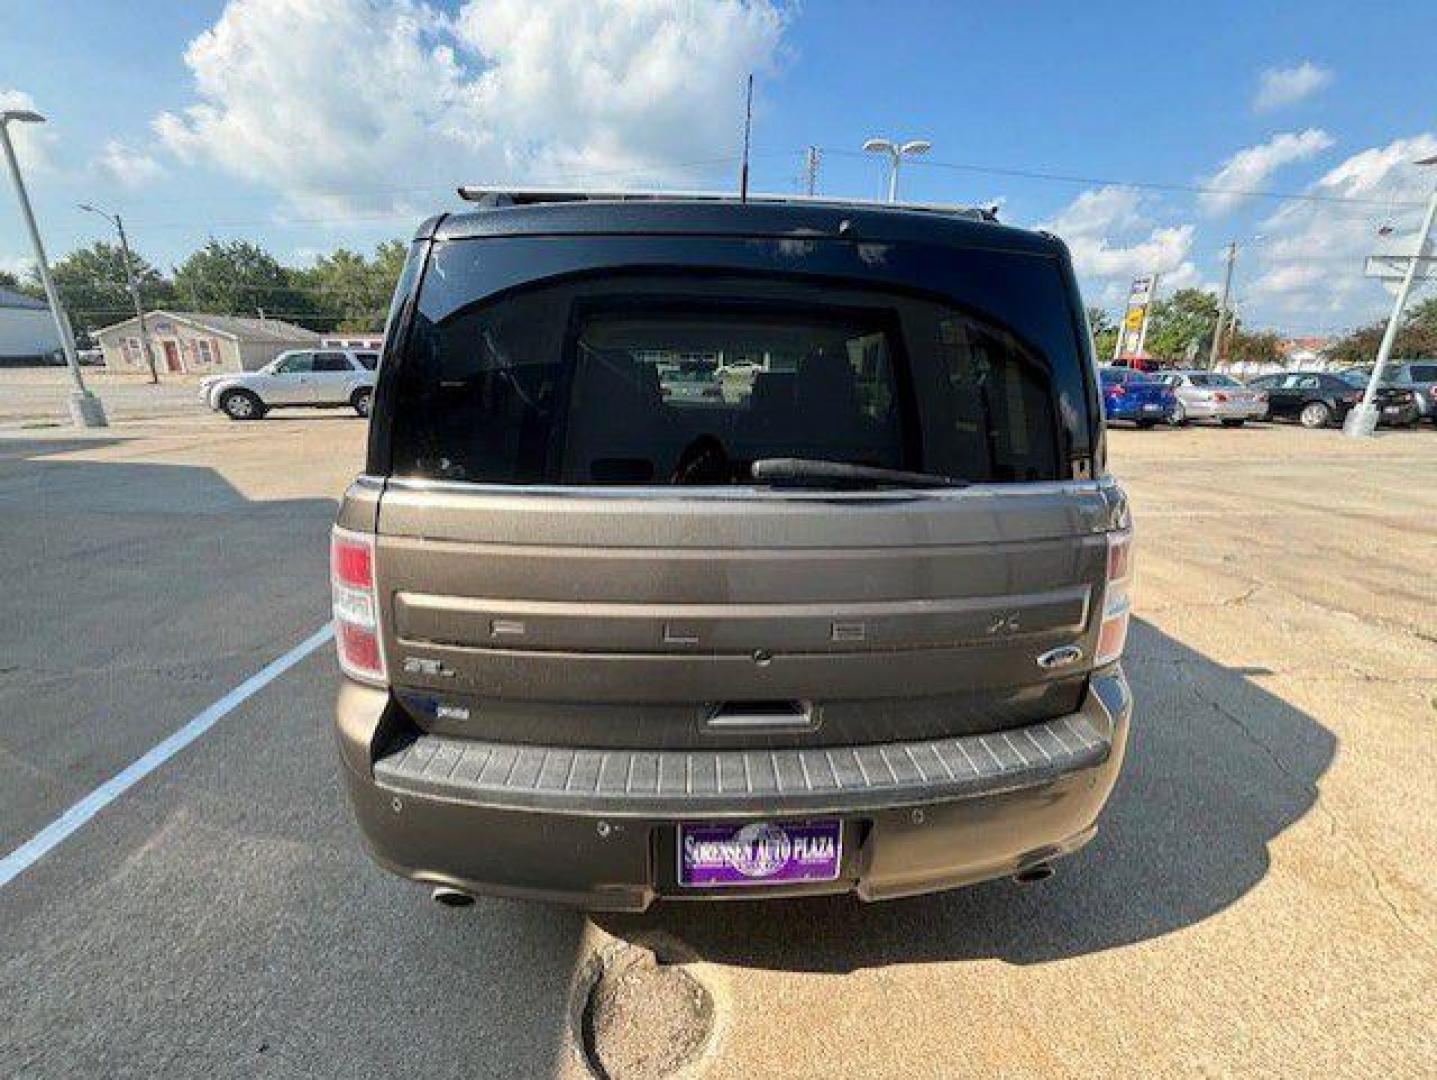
{"left": 200, "top": 349, "right": 379, "bottom": 421}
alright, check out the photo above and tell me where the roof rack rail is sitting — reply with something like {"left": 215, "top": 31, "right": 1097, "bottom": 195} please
{"left": 456, "top": 186, "right": 998, "bottom": 221}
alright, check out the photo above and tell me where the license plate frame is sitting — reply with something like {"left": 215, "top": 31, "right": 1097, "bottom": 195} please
{"left": 677, "top": 819, "right": 843, "bottom": 888}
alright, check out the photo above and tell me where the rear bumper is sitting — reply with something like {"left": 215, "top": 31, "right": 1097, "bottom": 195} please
{"left": 334, "top": 670, "right": 1132, "bottom": 910}
{"left": 1107, "top": 403, "right": 1170, "bottom": 422}
{"left": 1376, "top": 402, "right": 1420, "bottom": 426}
{"left": 1185, "top": 400, "right": 1266, "bottom": 420}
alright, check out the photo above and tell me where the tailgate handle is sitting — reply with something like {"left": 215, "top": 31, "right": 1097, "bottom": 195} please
{"left": 705, "top": 700, "right": 816, "bottom": 733}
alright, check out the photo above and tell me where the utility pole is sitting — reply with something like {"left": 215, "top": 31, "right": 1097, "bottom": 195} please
{"left": 80, "top": 204, "right": 157, "bottom": 383}
{"left": 804, "top": 146, "right": 821, "bottom": 196}
{"left": 1348, "top": 154, "right": 1437, "bottom": 437}
{"left": 1, "top": 109, "right": 106, "bottom": 427}
{"left": 1207, "top": 241, "right": 1237, "bottom": 370}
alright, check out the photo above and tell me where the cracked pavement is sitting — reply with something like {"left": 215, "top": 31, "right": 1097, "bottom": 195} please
{"left": 1, "top": 413, "right": 1434, "bottom": 1078}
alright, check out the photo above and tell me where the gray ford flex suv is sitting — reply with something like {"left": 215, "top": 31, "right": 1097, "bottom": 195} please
{"left": 331, "top": 190, "right": 1134, "bottom": 910}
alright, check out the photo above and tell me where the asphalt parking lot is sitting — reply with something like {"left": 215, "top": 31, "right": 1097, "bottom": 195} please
{"left": 1, "top": 404, "right": 1433, "bottom": 1078}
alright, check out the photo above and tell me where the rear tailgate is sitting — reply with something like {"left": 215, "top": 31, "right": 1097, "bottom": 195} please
{"left": 374, "top": 481, "right": 1121, "bottom": 749}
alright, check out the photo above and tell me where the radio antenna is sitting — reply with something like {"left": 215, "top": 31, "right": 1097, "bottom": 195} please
{"left": 739, "top": 74, "right": 753, "bottom": 202}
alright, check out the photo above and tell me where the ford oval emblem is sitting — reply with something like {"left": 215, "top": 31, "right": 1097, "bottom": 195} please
{"left": 1036, "top": 644, "right": 1083, "bottom": 670}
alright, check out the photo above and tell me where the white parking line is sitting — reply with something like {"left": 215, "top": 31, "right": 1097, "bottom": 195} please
{"left": 0, "top": 624, "right": 334, "bottom": 890}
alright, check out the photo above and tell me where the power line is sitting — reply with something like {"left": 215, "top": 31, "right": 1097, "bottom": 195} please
{"left": 818, "top": 146, "right": 1430, "bottom": 210}
{"left": 44, "top": 145, "right": 1420, "bottom": 250}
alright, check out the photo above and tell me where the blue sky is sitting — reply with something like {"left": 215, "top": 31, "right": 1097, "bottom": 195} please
{"left": 4, "top": 0, "right": 1436, "bottom": 334}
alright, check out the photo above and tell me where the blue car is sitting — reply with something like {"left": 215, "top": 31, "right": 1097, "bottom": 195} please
{"left": 1099, "top": 367, "right": 1176, "bottom": 427}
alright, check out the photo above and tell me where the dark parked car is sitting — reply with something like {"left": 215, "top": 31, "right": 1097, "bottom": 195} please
{"left": 1099, "top": 366, "right": 1176, "bottom": 427}
{"left": 331, "top": 189, "right": 1133, "bottom": 911}
{"left": 1247, "top": 371, "right": 1418, "bottom": 428}
{"left": 1340, "top": 361, "right": 1437, "bottom": 425}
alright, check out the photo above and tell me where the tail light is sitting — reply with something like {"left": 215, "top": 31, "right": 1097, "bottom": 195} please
{"left": 1254, "top": 391, "right": 1268, "bottom": 403}
{"left": 1212, "top": 391, "right": 1229, "bottom": 403}
{"left": 1110, "top": 384, "right": 1127, "bottom": 397}
{"left": 1094, "top": 529, "right": 1134, "bottom": 667}
{"left": 332, "top": 527, "right": 387, "bottom": 685}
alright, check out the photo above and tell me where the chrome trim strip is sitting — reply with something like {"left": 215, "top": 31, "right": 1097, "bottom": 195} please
{"left": 374, "top": 474, "right": 1113, "bottom": 504}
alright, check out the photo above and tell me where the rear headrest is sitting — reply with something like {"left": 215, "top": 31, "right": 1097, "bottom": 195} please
{"left": 576, "top": 351, "right": 662, "bottom": 412}
{"left": 749, "top": 370, "right": 795, "bottom": 414}
{"left": 796, "top": 348, "right": 858, "bottom": 415}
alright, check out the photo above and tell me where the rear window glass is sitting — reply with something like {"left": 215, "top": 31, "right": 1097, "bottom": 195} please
{"left": 1188, "top": 372, "right": 1238, "bottom": 387}
{"left": 389, "top": 239, "right": 1086, "bottom": 486}
{"left": 1103, "top": 369, "right": 1155, "bottom": 386}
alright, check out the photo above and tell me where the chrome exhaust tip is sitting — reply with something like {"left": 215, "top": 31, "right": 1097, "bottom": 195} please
{"left": 431, "top": 885, "right": 476, "bottom": 908}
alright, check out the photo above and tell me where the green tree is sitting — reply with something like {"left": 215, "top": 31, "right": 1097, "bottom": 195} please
{"left": 295, "top": 248, "right": 378, "bottom": 331}
{"left": 363, "top": 240, "right": 410, "bottom": 329}
{"left": 1086, "top": 306, "right": 1118, "bottom": 359}
{"left": 34, "top": 242, "right": 173, "bottom": 337}
{"left": 372, "top": 239, "right": 408, "bottom": 286}
{"left": 1328, "top": 297, "right": 1437, "bottom": 364}
{"left": 1227, "top": 327, "right": 1283, "bottom": 365}
{"left": 173, "top": 240, "right": 308, "bottom": 325}
{"left": 293, "top": 240, "right": 406, "bottom": 332}
{"left": 1144, "top": 288, "right": 1220, "bottom": 363}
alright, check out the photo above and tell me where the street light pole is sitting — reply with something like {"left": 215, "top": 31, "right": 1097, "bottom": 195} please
{"left": 862, "top": 137, "right": 933, "bottom": 203}
{"left": 80, "top": 204, "right": 158, "bottom": 384}
{"left": 1348, "top": 154, "right": 1437, "bottom": 438}
{"left": 0, "top": 109, "right": 106, "bottom": 427}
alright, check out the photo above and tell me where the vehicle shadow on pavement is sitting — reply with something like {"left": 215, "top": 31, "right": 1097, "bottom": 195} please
{"left": 593, "top": 618, "right": 1336, "bottom": 972}
{"left": 0, "top": 442, "right": 589, "bottom": 1078}
{"left": 0, "top": 436, "right": 127, "bottom": 459}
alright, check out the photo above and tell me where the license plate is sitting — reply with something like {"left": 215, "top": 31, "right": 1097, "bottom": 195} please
{"left": 678, "top": 820, "right": 842, "bottom": 887}
{"left": 1142, "top": 403, "right": 1163, "bottom": 412}
{"left": 1383, "top": 406, "right": 1401, "bottom": 415}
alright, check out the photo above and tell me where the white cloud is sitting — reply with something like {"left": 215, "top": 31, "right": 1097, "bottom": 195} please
{"left": 93, "top": 138, "right": 165, "bottom": 189}
{"left": 0, "top": 89, "right": 57, "bottom": 173}
{"left": 1199, "top": 129, "right": 1334, "bottom": 214}
{"left": 1247, "top": 133, "right": 1437, "bottom": 326}
{"left": 1253, "top": 62, "right": 1332, "bottom": 113}
{"left": 1, "top": 251, "right": 33, "bottom": 280}
{"left": 1042, "top": 185, "right": 1199, "bottom": 304}
{"left": 152, "top": 0, "right": 790, "bottom": 215}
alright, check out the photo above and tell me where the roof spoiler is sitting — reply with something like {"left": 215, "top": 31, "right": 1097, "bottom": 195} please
{"left": 456, "top": 186, "right": 998, "bottom": 221}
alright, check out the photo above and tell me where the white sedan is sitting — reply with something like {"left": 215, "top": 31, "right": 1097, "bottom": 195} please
{"left": 200, "top": 349, "right": 378, "bottom": 421}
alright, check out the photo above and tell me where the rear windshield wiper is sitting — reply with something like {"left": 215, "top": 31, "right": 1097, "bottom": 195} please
{"left": 750, "top": 458, "right": 969, "bottom": 489}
